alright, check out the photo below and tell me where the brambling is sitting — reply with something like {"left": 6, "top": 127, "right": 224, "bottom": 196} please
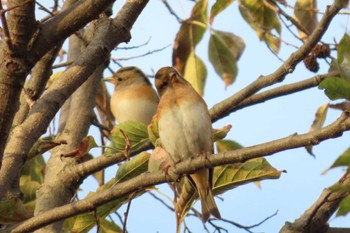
{"left": 108, "top": 66, "right": 159, "bottom": 124}
{"left": 155, "top": 66, "right": 221, "bottom": 222}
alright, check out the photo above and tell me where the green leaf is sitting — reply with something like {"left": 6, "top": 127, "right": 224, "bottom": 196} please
{"left": 63, "top": 213, "right": 95, "bottom": 233}
{"left": 338, "top": 34, "right": 350, "bottom": 81}
{"left": 337, "top": 194, "right": 350, "bottom": 216}
{"left": 65, "top": 153, "right": 151, "bottom": 232}
{"left": 330, "top": 147, "right": 350, "bottom": 168}
{"left": 147, "top": 116, "right": 159, "bottom": 145}
{"left": 21, "top": 154, "right": 46, "bottom": 185}
{"left": 172, "top": 0, "right": 208, "bottom": 73}
{"left": 175, "top": 157, "right": 281, "bottom": 221}
{"left": 65, "top": 214, "right": 123, "bottom": 233}
{"left": 183, "top": 51, "right": 207, "bottom": 95}
{"left": 319, "top": 77, "right": 350, "bottom": 101}
{"left": 83, "top": 153, "right": 104, "bottom": 186}
{"left": 213, "top": 158, "right": 282, "bottom": 194}
{"left": 0, "top": 198, "right": 32, "bottom": 224}
{"left": 294, "top": 0, "right": 317, "bottom": 40}
{"left": 209, "top": 31, "right": 239, "bottom": 87}
{"left": 106, "top": 121, "right": 149, "bottom": 156}
{"left": 216, "top": 139, "right": 243, "bottom": 152}
{"left": 213, "top": 125, "right": 232, "bottom": 142}
{"left": 305, "top": 102, "right": 329, "bottom": 156}
{"left": 20, "top": 179, "right": 40, "bottom": 203}
{"left": 209, "top": 0, "right": 234, "bottom": 24}
{"left": 115, "top": 151, "right": 151, "bottom": 183}
{"left": 239, "top": 0, "right": 281, "bottom": 53}
{"left": 99, "top": 218, "right": 122, "bottom": 233}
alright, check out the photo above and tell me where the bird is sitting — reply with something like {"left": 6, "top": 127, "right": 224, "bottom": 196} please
{"left": 155, "top": 66, "right": 221, "bottom": 222}
{"left": 108, "top": 66, "right": 159, "bottom": 124}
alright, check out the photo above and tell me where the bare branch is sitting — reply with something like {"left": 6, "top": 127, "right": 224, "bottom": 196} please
{"left": 280, "top": 173, "right": 350, "bottom": 233}
{"left": 161, "top": 0, "right": 182, "bottom": 23}
{"left": 111, "top": 44, "right": 171, "bottom": 62}
{"left": 233, "top": 71, "right": 339, "bottom": 112}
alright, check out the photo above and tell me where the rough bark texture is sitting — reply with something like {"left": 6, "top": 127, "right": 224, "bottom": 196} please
{"left": 0, "top": 0, "right": 37, "bottom": 165}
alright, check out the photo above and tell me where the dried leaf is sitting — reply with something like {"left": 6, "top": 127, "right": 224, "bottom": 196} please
{"left": 172, "top": 0, "right": 208, "bottom": 73}
{"left": 305, "top": 102, "right": 329, "bottom": 156}
{"left": 63, "top": 136, "right": 97, "bottom": 158}
{"left": 294, "top": 0, "right": 318, "bottom": 40}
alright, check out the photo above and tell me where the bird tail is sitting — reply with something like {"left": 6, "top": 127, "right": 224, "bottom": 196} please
{"left": 190, "top": 169, "right": 221, "bottom": 222}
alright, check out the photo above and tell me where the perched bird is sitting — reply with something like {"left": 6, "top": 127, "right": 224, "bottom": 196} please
{"left": 108, "top": 66, "right": 159, "bottom": 124}
{"left": 155, "top": 66, "right": 221, "bottom": 222}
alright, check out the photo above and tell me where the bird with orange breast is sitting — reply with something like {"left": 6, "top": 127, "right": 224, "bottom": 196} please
{"left": 109, "top": 66, "right": 159, "bottom": 124}
{"left": 155, "top": 66, "right": 221, "bottom": 222}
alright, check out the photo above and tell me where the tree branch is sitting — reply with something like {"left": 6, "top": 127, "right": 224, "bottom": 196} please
{"left": 209, "top": 1, "right": 344, "bottom": 123}
{"left": 233, "top": 71, "right": 339, "bottom": 112}
{"left": 280, "top": 173, "right": 350, "bottom": 233}
{"left": 0, "top": 0, "right": 150, "bottom": 200}
{"left": 26, "top": 0, "right": 115, "bottom": 66}
{"left": 12, "top": 112, "right": 350, "bottom": 233}
{"left": 0, "top": 0, "right": 37, "bottom": 167}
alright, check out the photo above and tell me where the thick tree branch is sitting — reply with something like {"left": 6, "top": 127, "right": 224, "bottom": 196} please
{"left": 0, "top": 0, "right": 37, "bottom": 167}
{"left": 12, "top": 112, "right": 350, "bottom": 233}
{"left": 0, "top": 0, "right": 150, "bottom": 200}
{"left": 209, "top": 1, "right": 344, "bottom": 123}
{"left": 26, "top": 0, "right": 115, "bottom": 67}
{"left": 280, "top": 173, "right": 350, "bottom": 233}
{"left": 13, "top": 45, "right": 62, "bottom": 127}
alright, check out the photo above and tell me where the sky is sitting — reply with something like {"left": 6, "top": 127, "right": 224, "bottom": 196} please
{"left": 38, "top": 0, "right": 350, "bottom": 232}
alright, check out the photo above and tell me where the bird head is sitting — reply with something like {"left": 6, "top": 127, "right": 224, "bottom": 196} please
{"left": 105, "top": 66, "right": 150, "bottom": 90}
{"left": 155, "top": 66, "right": 187, "bottom": 97}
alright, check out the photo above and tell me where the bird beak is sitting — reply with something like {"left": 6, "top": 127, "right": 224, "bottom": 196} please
{"left": 104, "top": 77, "right": 116, "bottom": 84}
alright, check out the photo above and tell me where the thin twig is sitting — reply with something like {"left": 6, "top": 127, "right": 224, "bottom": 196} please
{"left": 35, "top": 1, "right": 55, "bottom": 16}
{"left": 111, "top": 44, "right": 171, "bottom": 62}
{"left": 148, "top": 191, "right": 175, "bottom": 212}
{"left": 122, "top": 193, "right": 135, "bottom": 233}
{"left": 161, "top": 0, "right": 182, "bottom": 23}
{"left": 117, "top": 37, "right": 151, "bottom": 50}
{"left": 276, "top": 4, "right": 309, "bottom": 42}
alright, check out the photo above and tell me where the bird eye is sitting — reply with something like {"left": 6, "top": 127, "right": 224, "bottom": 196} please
{"left": 117, "top": 78, "right": 123, "bottom": 82}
